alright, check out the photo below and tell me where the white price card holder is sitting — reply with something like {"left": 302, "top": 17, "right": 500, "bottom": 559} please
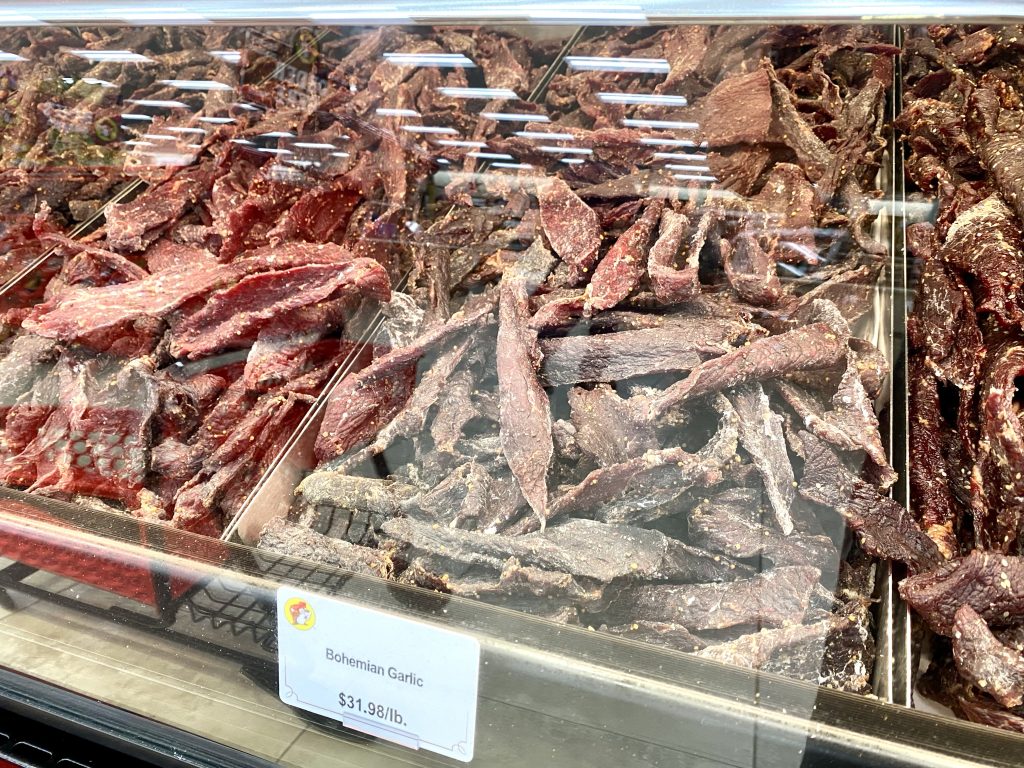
{"left": 277, "top": 586, "right": 481, "bottom": 762}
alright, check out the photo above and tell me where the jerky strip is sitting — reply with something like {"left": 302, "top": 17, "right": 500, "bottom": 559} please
{"left": 900, "top": 551, "right": 1024, "bottom": 635}
{"left": 382, "top": 517, "right": 744, "bottom": 584}
{"left": 540, "top": 327, "right": 729, "bottom": 386}
{"left": 257, "top": 517, "right": 392, "bottom": 578}
{"left": 497, "top": 240, "right": 557, "bottom": 526}
{"left": 315, "top": 293, "right": 497, "bottom": 462}
{"left": 568, "top": 384, "right": 658, "bottom": 467}
{"left": 647, "top": 208, "right": 699, "bottom": 304}
{"left": 647, "top": 312, "right": 847, "bottom": 420}
{"left": 537, "top": 177, "right": 601, "bottom": 284}
{"left": 728, "top": 382, "right": 795, "bottom": 533}
{"left": 608, "top": 566, "right": 820, "bottom": 630}
{"left": 953, "top": 604, "right": 1024, "bottom": 708}
{"left": 601, "top": 621, "right": 706, "bottom": 653}
{"left": 586, "top": 199, "right": 664, "bottom": 312}
{"left": 798, "top": 431, "right": 943, "bottom": 573}
{"left": 697, "top": 615, "right": 852, "bottom": 671}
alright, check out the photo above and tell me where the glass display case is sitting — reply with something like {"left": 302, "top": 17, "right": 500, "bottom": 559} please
{"left": 0, "top": 6, "right": 1022, "bottom": 767}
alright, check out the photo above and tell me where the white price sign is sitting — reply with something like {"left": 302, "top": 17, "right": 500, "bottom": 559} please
{"left": 277, "top": 586, "right": 480, "bottom": 762}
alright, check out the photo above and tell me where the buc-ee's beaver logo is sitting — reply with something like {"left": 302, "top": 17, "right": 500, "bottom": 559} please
{"left": 284, "top": 597, "right": 316, "bottom": 630}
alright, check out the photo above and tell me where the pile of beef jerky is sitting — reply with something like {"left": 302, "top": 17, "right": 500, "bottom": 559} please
{"left": 901, "top": 25, "right": 1024, "bottom": 732}
{"left": 0, "top": 25, "right": 564, "bottom": 535}
{"left": 253, "top": 25, "right": 938, "bottom": 694}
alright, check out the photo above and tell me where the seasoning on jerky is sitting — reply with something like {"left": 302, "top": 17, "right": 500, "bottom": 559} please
{"left": 537, "top": 177, "right": 602, "bottom": 285}
{"left": 952, "top": 605, "right": 1024, "bottom": 708}
{"left": 586, "top": 199, "right": 663, "bottom": 312}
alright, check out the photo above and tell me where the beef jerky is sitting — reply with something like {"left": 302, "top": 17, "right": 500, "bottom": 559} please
{"left": 941, "top": 196, "right": 1024, "bottom": 329}
{"left": 775, "top": 353, "right": 895, "bottom": 488}
{"left": 295, "top": 472, "right": 418, "bottom": 543}
{"left": 972, "top": 342, "right": 1024, "bottom": 552}
{"left": 702, "top": 68, "right": 773, "bottom": 147}
{"left": 381, "top": 293, "right": 426, "bottom": 349}
{"left": 798, "top": 431, "right": 942, "bottom": 573}
{"left": 728, "top": 382, "right": 795, "bottom": 533}
{"left": 646, "top": 209, "right": 700, "bottom": 304}
{"left": 368, "top": 334, "right": 474, "bottom": 456}
{"left": 497, "top": 240, "right": 556, "bottom": 527}
{"left": 901, "top": 551, "right": 1024, "bottom": 636}
{"left": 315, "top": 293, "right": 496, "bottom": 462}
{"left": 537, "top": 177, "right": 602, "bottom": 285}
{"left": 257, "top": 517, "right": 392, "bottom": 578}
{"left": 607, "top": 566, "right": 820, "bottom": 630}
{"left": 430, "top": 367, "right": 477, "bottom": 453}
{"left": 267, "top": 181, "right": 361, "bottom": 244}
{"left": 689, "top": 488, "right": 837, "bottom": 567}
{"left": 724, "top": 232, "right": 782, "bottom": 306}
{"left": 818, "top": 598, "right": 875, "bottom": 694}
{"left": 908, "top": 356, "right": 959, "bottom": 559}
{"left": 22, "top": 260, "right": 244, "bottom": 342}
{"left": 404, "top": 461, "right": 496, "bottom": 529}
{"left": 601, "top": 621, "right": 707, "bottom": 653}
{"left": 106, "top": 164, "right": 215, "bottom": 252}
{"left": 697, "top": 615, "right": 852, "bottom": 673}
{"left": 647, "top": 304, "right": 848, "bottom": 420}
{"left": 568, "top": 384, "right": 657, "bottom": 467}
{"left": 586, "top": 200, "right": 664, "bottom": 312}
{"left": 957, "top": 695, "right": 1024, "bottom": 733}
{"left": 535, "top": 395, "right": 737, "bottom": 528}
{"left": 765, "top": 63, "right": 833, "bottom": 181}
{"left": 171, "top": 259, "right": 389, "bottom": 359}
{"left": 384, "top": 516, "right": 745, "bottom": 584}
{"left": 952, "top": 604, "right": 1024, "bottom": 708}
{"left": 539, "top": 327, "right": 728, "bottom": 386}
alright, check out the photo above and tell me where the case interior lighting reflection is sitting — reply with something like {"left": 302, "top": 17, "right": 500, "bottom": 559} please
{"left": 126, "top": 99, "right": 190, "bottom": 108}
{"left": 167, "top": 127, "right": 207, "bottom": 135}
{"left": 70, "top": 49, "right": 153, "bottom": 63}
{"left": 438, "top": 86, "right": 519, "bottom": 100}
{"left": 598, "top": 92, "right": 687, "bottom": 106}
{"left": 537, "top": 146, "right": 593, "bottom": 154}
{"left": 673, "top": 173, "right": 717, "bottom": 182}
{"left": 481, "top": 112, "right": 550, "bottom": 122}
{"left": 492, "top": 162, "right": 533, "bottom": 169}
{"left": 623, "top": 118, "right": 700, "bottom": 130}
{"left": 654, "top": 151, "right": 706, "bottom": 161}
{"left": 565, "top": 56, "right": 670, "bottom": 73}
{"left": 435, "top": 139, "right": 487, "bottom": 148}
{"left": 666, "top": 164, "right": 712, "bottom": 172}
{"left": 640, "top": 137, "right": 708, "bottom": 148}
{"left": 515, "top": 131, "right": 574, "bottom": 140}
{"left": 0, "top": 51, "right": 28, "bottom": 61}
{"left": 560, "top": 158, "right": 586, "bottom": 164}
{"left": 293, "top": 142, "right": 338, "bottom": 149}
{"left": 210, "top": 50, "right": 242, "bottom": 63}
{"left": 376, "top": 108, "right": 421, "bottom": 117}
{"left": 198, "top": 116, "right": 235, "bottom": 124}
{"left": 160, "top": 79, "right": 233, "bottom": 90}
{"left": 120, "top": 114, "right": 153, "bottom": 121}
{"left": 383, "top": 52, "right": 475, "bottom": 68}
{"left": 467, "top": 152, "right": 515, "bottom": 160}
{"left": 260, "top": 131, "right": 296, "bottom": 138}
{"left": 401, "top": 125, "right": 458, "bottom": 134}
{"left": 81, "top": 77, "right": 117, "bottom": 87}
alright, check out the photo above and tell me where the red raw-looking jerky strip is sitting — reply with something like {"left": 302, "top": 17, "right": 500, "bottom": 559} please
{"left": 587, "top": 199, "right": 664, "bottom": 312}
{"left": 268, "top": 181, "right": 362, "bottom": 244}
{"left": 22, "top": 261, "right": 245, "bottom": 342}
{"left": 537, "top": 177, "right": 602, "bottom": 285}
{"left": 170, "top": 259, "right": 390, "bottom": 359}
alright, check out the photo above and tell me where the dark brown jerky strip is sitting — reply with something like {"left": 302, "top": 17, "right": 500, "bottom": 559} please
{"left": 728, "top": 382, "right": 795, "bottom": 533}
{"left": 497, "top": 240, "right": 557, "bottom": 526}
{"left": 647, "top": 309, "right": 847, "bottom": 421}
{"left": 908, "top": 355, "right": 959, "bottom": 559}
{"left": 533, "top": 395, "right": 737, "bottom": 529}
{"left": 382, "top": 517, "right": 745, "bottom": 584}
{"left": 941, "top": 195, "right": 1024, "bottom": 329}
{"left": 368, "top": 334, "right": 475, "bottom": 455}
{"left": 257, "top": 517, "right": 393, "bottom": 578}
{"left": 791, "top": 266, "right": 878, "bottom": 328}
{"left": 539, "top": 327, "right": 729, "bottom": 386}
{"left": 430, "top": 366, "right": 477, "bottom": 453}
{"left": 798, "top": 431, "right": 942, "bottom": 573}
{"left": 427, "top": 557, "right": 606, "bottom": 615}
{"left": 697, "top": 615, "right": 852, "bottom": 672}
{"left": 952, "top": 604, "right": 1024, "bottom": 708}
{"left": 647, "top": 209, "right": 699, "bottom": 304}
{"left": 776, "top": 353, "right": 896, "bottom": 488}
{"left": 607, "top": 566, "right": 820, "bottom": 631}
{"left": 723, "top": 232, "right": 782, "bottom": 306}
{"left": 972, "top": 342, "right": 1024, "bottom": 553}
{"left": 957, "top": 695, "right": 1024, "bottom": 734}
{"left": 765, "top": 62, "right": 833, "bottom": 181}
{"left": 586, "top": 199, "right": 664, "bottom": 312}
{"left": 601, "top": 620, "right": 707, "bottom": 653}
{"left": 315, "top": 293, "right": 497, "bottom": 462}
{"left": 689, "top": 488, "right": 837, "bottom": 567}
{"left": 537, "top": 177, "right": 602, "bottom": 285}
{"left": 568, "top": 384, "right": 658, "bottom": 467}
